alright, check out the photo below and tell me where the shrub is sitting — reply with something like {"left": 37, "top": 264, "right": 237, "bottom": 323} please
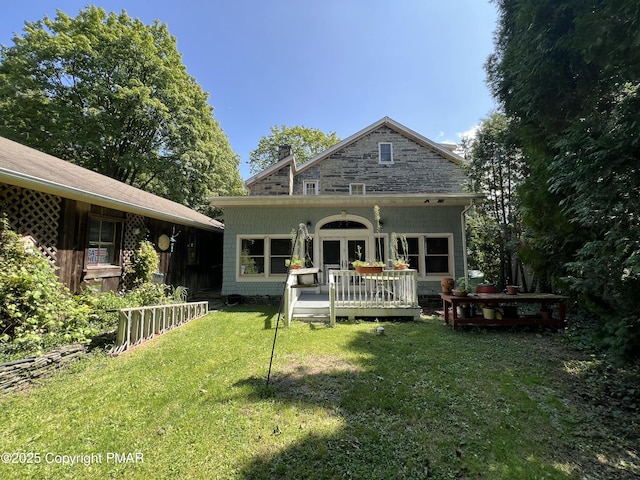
{"left": 125, "top": 282, "right": 168, "bottom": 306}
{"left": 0, "top": 219, "right": 191, "bottom": 361}
{"left": 75, "top": 287, "right": 131, "bottom": 334}
{"left": 77, "top": 282, "right": 179, "bottom": 334}
{"left": 126, "top": 240, "right": 159, "bottom": 286}
{"left": 0, "top": 217, "right": 94, "bottom": 355}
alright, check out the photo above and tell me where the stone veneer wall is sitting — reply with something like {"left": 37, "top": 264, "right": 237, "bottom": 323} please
{"left": 248, "top": 127, "right": 468, "bottom": 197}
{"left": 0, "top": 344, "right": 86, "bottom": 394}
{"left": 292, "top": 126, "right": 468, "bottom": 195}
{"left": 248, "top": 163, "right": 292, "bottom": 195}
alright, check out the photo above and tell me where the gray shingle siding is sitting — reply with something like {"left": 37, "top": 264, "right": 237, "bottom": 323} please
{"left": 221, "top": 204, "right": 465, "bottom": 297}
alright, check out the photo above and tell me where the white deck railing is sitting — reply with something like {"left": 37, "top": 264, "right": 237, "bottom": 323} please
{"left": 111, "top": 302, "right": 209, "bottom": 354}
{"left": 284, "top": 269, "right": 419, "bottom": 325}
{"left": 329, "top": 269, "right": 418, "bottom": 308}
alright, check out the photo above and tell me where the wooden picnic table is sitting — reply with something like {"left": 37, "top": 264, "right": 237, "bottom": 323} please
{"left": 440, "top": 292, "right": 568, "bottom": 330}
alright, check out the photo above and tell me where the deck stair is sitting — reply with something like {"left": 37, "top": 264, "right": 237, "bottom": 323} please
{"left": 291, "top": 293, "right": 331, "bottom": 323}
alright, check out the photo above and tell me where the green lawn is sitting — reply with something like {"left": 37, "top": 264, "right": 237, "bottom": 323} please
{"left": 0, "top": 308, "right": 637, "bottom": 479}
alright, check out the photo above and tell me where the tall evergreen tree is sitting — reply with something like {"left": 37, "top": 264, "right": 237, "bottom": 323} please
{"left": 487, "top": 0, "right": 640, "bottom": 357}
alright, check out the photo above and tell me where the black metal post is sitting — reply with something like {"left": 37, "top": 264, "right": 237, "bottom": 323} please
{"left": 266, "top": 223, "right": 309, "bottom": 387}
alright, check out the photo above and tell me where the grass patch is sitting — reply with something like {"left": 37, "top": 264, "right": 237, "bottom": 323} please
{"left": 0, "top": 307, "right": 638, "bottom": 479}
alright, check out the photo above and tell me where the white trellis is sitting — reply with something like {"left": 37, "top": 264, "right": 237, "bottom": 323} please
{"left": 0, "top": 183, "right": 61, "bottom": 267}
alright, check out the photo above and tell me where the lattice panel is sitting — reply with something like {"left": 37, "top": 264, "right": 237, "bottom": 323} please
{"left": 121, "top": 213, "right": 147, "bottom": 289}
{"left": 0, "top": 183, "right": 61, "bottom": 266}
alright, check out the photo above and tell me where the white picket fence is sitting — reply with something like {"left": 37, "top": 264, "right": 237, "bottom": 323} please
{"left": 111, "top": 302, "right": 209, "bottom": 354}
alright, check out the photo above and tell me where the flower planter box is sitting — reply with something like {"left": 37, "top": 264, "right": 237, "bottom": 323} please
{"left": 355, "top": 265, "right": 384, "bottom": 275}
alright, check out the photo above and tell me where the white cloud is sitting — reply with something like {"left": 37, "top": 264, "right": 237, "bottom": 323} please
{"left": 457, "top": 124, "right": 480, "bottom": 143}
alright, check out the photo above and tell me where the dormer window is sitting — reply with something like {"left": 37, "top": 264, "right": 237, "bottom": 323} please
{"left": 378, "top": 142, "right": 393, "bottom": 164}
{"left": 303, "top": 180, "right": 319, "bottom": 195}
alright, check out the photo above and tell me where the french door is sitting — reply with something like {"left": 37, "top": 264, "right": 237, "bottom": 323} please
{"left": 321, "top": 237, "right": 367, "bottom": 286}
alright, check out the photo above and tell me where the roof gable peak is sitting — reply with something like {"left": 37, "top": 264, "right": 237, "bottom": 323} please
{"left": 295, "top": 116, "right": 463, "bottom": 174}
{"left": 244, "top": 116, "right": 464, "bottom": 189}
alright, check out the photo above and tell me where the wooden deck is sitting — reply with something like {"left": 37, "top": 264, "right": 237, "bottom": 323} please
{"left": 285, "top": 270, "right": 421, "bottom": 325}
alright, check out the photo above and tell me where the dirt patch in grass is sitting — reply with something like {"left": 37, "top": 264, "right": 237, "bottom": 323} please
{"left": 268, "top": 354, "right": 363, "bottom": 404}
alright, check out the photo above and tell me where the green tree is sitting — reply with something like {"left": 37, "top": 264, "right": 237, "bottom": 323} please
{"left": 487, "top": 0, "right": 640, "bottom": 357}
{"left": 549, "top": 84, "right": 640, "bottom": 356}
{"left": 0, "top": 7, "right": 244, "bottom": 209}
{"left": 464, "top": 112, "right": 529, "bottom": 289}
{"left": 249, "top": 125, "right": 340, "bottom": 174}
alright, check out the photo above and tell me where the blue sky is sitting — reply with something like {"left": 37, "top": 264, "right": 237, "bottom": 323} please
{"left": 0, "top": 1, "right": 498, "bottom": 180}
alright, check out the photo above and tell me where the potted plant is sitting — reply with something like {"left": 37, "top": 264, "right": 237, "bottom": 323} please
{"left": 453, "top": 278, "right": 471, "bottom": 316}
{"left": 457, "top": 304, "right": 471, "bottom": 318}
{"left": 452, "top": 277, "right": 468, "bottom": 297}
{"left": 482, "top": 304, "right": 496, "bottom": 320}
{"left": 391, "top": 232, "right": 410, "bottom": 269}
{"left": 441, "top": 276, "right": 455, "bottom": 294}
{"left": 352, "top": 245, "right": 384, "bottom": 274}
{"left": 241, "top": 248, "right": 258, "bottom": 274}
{"left": 285, "top": 255, "right": 304, "bottom": 269}
{"left": 285, "top": 228, "right": 306, "bottom": 270}
{"left": 476, "top": 282, "right": 497, "bottom": 294}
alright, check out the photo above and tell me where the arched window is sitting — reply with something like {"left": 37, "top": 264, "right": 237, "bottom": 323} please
{"left": 319, "top": 220, "right": 368, "bottom": 229}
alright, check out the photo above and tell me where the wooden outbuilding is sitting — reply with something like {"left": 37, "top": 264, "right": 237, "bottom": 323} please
{"left": 0, "top": 136, "right": 223, "bottom": 295}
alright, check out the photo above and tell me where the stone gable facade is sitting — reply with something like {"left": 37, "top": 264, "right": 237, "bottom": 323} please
{"left": 248, "top": 163, "right": 292, "bottom": 196}
{"left": 248, "top": 125, "right": 467, "bottom": 196}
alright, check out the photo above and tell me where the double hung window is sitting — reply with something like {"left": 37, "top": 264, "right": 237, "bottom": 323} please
{"left": 424, "top": 237, "right": 451, "bottom": 275}
{"left": 378, "top": 142, "right": 393, "bottom": 164}
{"left": 87, "top": 217, "right": 121, "bottom": 266}
{"left": 239, "top": 236, "right": 314, "bottom": 277}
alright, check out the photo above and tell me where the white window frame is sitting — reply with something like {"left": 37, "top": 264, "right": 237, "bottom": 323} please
{"left": 378, "top": 142, "right": 394, "bottom": 164}
{"left": 238, "top": 236, "right": 266, "bottom": 278}
{"left": 237, "top": 235, "right": 314, "bottom": 281}
{"left": 394, "top": 234, "right": 420, "bottom": 270}
{"left": 349, "top": 183, "right": 366, "bottom": 195}
{"left": 390, "top": 233, "right": 454, "bottom": 279}
{"left": 303, "top": 180, "right": 319, "bottom": 195}
{"left": 86, "top": 215, "right": 122, "bottom": 268}
{"left": 422, "top": 234, "right": 454, "bottom": 279}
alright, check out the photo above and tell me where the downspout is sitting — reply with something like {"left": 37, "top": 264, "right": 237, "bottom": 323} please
{"left": 460, "top": 200, "right": 475, "bottom": 284}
